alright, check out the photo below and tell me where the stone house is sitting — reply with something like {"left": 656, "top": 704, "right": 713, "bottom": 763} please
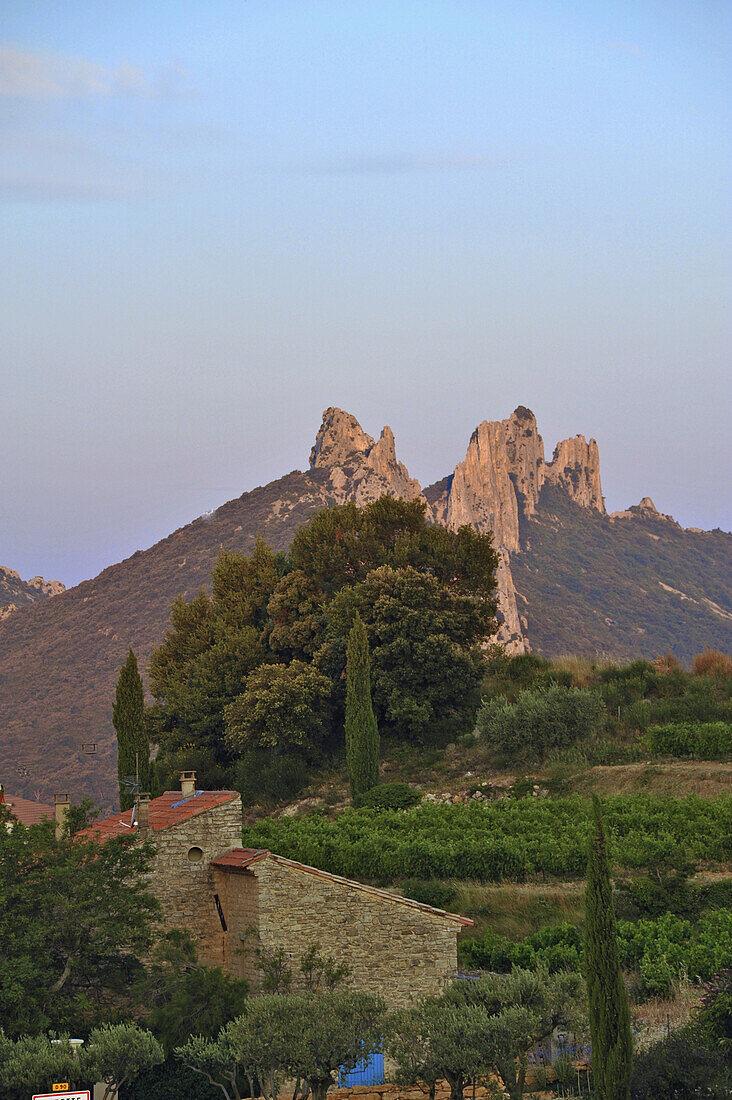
{"left": 83, "top": 772, "right": 472, "bottom": 1007}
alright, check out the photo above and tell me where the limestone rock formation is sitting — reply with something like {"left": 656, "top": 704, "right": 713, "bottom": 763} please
{"left": 0, "top": 566, "right": 65, "bottom": 621}
{"left": 610, "top": 497, "right": 678, "bottom": 525}
{"left": 544, "top": 436, "right": 604, "bottom": 512}
{"left": 309, "top": 407, "right": 424, "bottom": 506}
{"left": 444, "top": 407, "right": 547, "bottom": 553}
{"left": 309, "top": 407, "right": 612, "bottom": 655}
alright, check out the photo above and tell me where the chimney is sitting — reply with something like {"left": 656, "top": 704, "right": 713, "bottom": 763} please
{"left": 136, "top": 792, "right": 151, "bottom": 835}
{"left": 180, "top": 771, "right": 196, "bottom": 798}
{"left": 54, "top": 792, "right": 70, "bottom": 839}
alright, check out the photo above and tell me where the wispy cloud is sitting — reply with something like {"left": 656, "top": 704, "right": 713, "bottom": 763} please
{"left": 0, "top": 45, "right": 186, "bottom": 99}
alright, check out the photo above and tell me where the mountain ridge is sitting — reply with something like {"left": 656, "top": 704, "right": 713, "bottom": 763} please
{"left": 0, "top": 406, "right": 728, "bottom": 805}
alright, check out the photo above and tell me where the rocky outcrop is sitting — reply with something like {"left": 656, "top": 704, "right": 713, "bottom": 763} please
{"left": 0, "top": 566, "right": 65, "bottom": 621}
{"left": 444, "top": 408, "right": 547, "bottom": 553}
{"left": 309, "top": 407, "right": 424, "bottom": 506}
{"left": 544, "top": 436, "right": 604, "bottom": 512}
{"left": 309, "top": 407, "right": 611, "bottom": 655}
{"left": 610, "top": 496, "right": 678, "bottom": 525}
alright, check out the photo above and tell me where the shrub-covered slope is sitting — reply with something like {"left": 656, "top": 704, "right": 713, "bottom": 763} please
{"left": 513, "top": 485, "right": 732, "bottom": 662}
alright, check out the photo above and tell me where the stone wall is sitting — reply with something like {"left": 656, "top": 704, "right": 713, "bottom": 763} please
{"left": 243, "top": 855, "right": 464, "bottom": 1008}
{"left": 212, "top": 866, "right": 260, "bottom": 983}
{"left": 147, "top": 794, "right": 243, "bottom": 966}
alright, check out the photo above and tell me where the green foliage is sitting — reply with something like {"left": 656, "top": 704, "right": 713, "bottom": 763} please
{"left": 0, "top": 818, "right": 159, "bottom": 1036}
{"left": 387, "top": 999, "right": 495, "bottom": 1100}
{"left": 461, "top": 911, "right": 732, "bottom": 993}
{"left": 234, "top": 749, "right": 310, "bottom": 807}
{"left": 478, "top": 683, "right": 606, "bottom": 762}
{"left": 319, "top": 562, "right": 494, "bottom": 744}
{"left": 585, "top": 795, "right": 633, "bottom": 1100}
{"left": 242, "top": 794, "right": 731, "bottom": 883}
{"left": 630, "top": 1024, "right": 731, "bottom": 1099}
{"left": 345, "top": 614, "right": 380, "bottom": 803}
{"left": 401, "top": 878, "right": 457, "bottom": 911}
{"left": 148, "top": 542, "right": 276, "bottom": 781}
{"left": 123, "top": 1057, "right": 225, "bottom": 1100}
{"left": 614, "top": 847, "right": 697, "bottom": 920}
{"left": 225, "top": 660, "right": 332, "bottom": 755}
{"left": 697, "top": 970, "right": 732, "bottom": 1055}
{"left": 178, "top": 990, "right": 387, "bottom": 1100}
{"left": 114, "top": 649, "right": 149, "bottom": 810}
{"left": 135, "top": 930, "right": 250, "bottom": 1054}
{"left": 359, "top": 781, "right": 421, "bottom": 810}
{"left": 0, "top": 1035, "right": 84, "bottom": 1100}
{"left": 618, "top": 910, "right": 732, "bottom": 988}
{"left": 460, "top": 922, "right": 583, "bottom": 974}
{"left": 83, "top": 1023, "right": 164, "bottom": 1100}
{"left": 149, "top": 498, "right": 498, "bottom": 786}
{"left": 644, "top": 721, "right": 731, "bottom": 759}
{"left": 389, "top": 968, "right": 582, "bottom": 1100}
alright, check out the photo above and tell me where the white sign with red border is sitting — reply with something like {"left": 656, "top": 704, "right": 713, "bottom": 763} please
{"left": 32, "top": 1092, "right": 91, "bottom": 1100}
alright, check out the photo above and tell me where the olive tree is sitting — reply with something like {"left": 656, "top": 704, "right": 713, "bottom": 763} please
{"left": 82, "top": 1023, "right": 163, "bottom": 1100}
{"left": 445, "top": 967, "right": 584, "bottom": 1100}
{"left": 0, "top": 1034, "right": 82, "bottom": 1100}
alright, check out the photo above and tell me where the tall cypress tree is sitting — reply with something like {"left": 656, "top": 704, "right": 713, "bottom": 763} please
{"left": 345, "top": 614, "right": 380, "bottom": 804}
{"left": 585, "top": 794, "right": 633, "bottom": 1100}
{"left": 113, "top": 649, "right": 150, "bottom": 811}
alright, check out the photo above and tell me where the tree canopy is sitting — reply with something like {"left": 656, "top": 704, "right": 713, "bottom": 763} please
{"left": 0, "top": 809, "right": 159, "bottom": 1036}
{"left": 148, "top": 497, "right": 498, "bottom": 795}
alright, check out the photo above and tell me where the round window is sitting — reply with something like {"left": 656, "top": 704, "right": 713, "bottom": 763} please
{"left": 187, "top": 846, "right": 204, "bottom": 863}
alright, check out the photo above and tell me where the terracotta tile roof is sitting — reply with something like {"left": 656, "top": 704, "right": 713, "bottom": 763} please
{"left": 81, "top": 789, "right": 239, "bottom": 841}
{"left": 212, "top": 848, "right": 474, "bottom": 927}
{"left": 210, "top": 847, "right": 269, "bottom": 870}
{"left": 2, "top": 793, "right": 54, "bottom": 827}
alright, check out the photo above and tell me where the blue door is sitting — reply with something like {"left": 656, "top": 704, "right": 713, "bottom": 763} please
{"left": 340, "top": 1051, "right": 384, "bottom": 1087}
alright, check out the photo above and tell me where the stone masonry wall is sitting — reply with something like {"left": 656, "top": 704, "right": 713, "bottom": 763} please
{"left": 250, "top": 856, "right": 463, "bottom": 1008}
{"left": 147, "top": 795, "right": 243, "bottom": 966}
{"left": 212, "top": 867, "right": 260, "bottom": 983}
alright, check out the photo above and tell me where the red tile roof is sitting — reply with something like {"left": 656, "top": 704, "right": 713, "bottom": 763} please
{"left": 211, "top": 848, "right": 474, "bottom": 927}
{"left": 81, "top": 789, "right": 239, "bottom": 841}
{"left": 2, "top": 793, "right": 54, "bottom": 826}
{"left": 210, "top": 847, "right": 269, "bottom": 870}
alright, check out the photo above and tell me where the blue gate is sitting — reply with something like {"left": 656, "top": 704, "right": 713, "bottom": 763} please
{"left": 339, "top": 1051, "right": 384, "bottom": 1087}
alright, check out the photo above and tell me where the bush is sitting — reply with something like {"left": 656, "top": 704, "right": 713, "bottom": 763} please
{"left": 477, "top": 684, "right": 605, "bottom": 762}
{"left": 358, "top": 782, "right": 422, "bottom": 810}
{"left": 400, "top": 878, "right": 456, "bottom": 911}
{"left": 630, "top": 1026, "right": 731, "bottom": 1098}
{"left": 460, "top": 911, "right": 732, "bottom": 986}
{"left": 234, "top": 750, "right": 309, "bottom": 807}
{"left": 460, "top": 922, "right": 583, "bottom": 974}
{"left": 645, "top": 721, "right": 731, "bottom": 759}
{"left": 122, "top": 1057, "right": 225, "bottom": 1100}
{"left": 693, "top": 650, "right": 732, "bottom": 679}
{"left": 697, "top": 970, "right": 731, "bottom": 1055}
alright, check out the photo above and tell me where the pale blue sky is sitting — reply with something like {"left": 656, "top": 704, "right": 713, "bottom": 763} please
{"left": 2, "top": 0, "right": 730, "bottom": 586}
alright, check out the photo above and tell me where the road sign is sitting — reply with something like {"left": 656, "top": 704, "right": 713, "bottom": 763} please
{"left": 32, "top": 1092, "right": 90, "bottom": 1100}
{"left": 53, "top": 1086, "right": 69, "bottom": 1092}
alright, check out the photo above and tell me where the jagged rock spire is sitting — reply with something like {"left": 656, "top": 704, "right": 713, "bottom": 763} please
{"left": 309, "top": 407, "right": 423, "bottom": 505}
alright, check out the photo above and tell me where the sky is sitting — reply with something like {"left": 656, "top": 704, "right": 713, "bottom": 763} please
{"left": 2, "top": 0, "right": 730, "bottom": 588}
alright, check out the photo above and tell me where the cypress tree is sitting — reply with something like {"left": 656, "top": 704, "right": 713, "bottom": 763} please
{"left": 345, "top": 615, "right": 380, "bottom": 804}
{"left": 585, "top": 794, "right": 633, "bottom": 1100}
{"left": 113, "top": 649, "right": 150, "bottom": 811}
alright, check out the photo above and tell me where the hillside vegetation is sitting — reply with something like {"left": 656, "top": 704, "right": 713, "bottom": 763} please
{"left": 514, "top": 484, "right": 732, "bottom": 662}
